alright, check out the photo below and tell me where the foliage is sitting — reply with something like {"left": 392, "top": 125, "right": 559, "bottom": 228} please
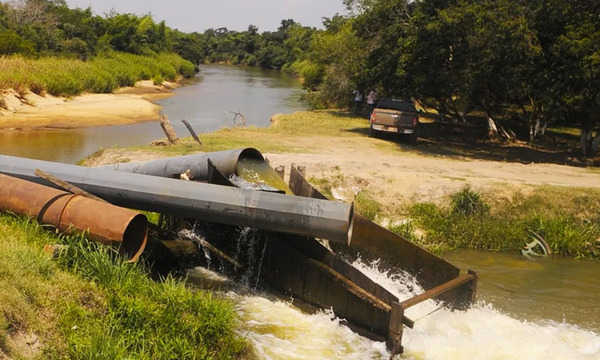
{"left": 450, "top": 185, "right": 490, "bottom": 217}
{"left": 0, "top": 0, "right": 202, "bottom": 64}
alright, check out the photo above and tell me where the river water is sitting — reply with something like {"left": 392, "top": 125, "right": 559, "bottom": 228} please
{"left": 0, "top": 64, "right": 305, "bottom": 164}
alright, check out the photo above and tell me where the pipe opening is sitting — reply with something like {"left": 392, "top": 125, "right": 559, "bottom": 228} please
{"left": 121, "top": 214, "right": 148, "bottom": 262}
{"left": 238, "top": 147, "right": 265, "bottom": 162}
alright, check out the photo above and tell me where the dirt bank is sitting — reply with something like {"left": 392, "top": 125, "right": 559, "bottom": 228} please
{"left": 0, "top": 80, "right": 175, "bottom": 130}
{"left": 267, "top": 143, "right": 600, "bottom": 210}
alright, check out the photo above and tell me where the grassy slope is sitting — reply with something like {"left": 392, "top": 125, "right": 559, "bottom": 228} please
{"left": 0, "top": 213, "right": 248, "bottom": 359}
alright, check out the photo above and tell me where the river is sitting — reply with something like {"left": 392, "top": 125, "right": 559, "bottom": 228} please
{"left": 0, "top": 64, "right": 306, "bottom": 164}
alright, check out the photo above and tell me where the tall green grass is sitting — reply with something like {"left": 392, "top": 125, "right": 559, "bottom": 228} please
{"left": 408, "top": 186, "right": 600, "bottom": 258}
{"left": 0, "top": 212, "right": 248, "bottom": 359}
{"left": 0, "top": 52, "right": 196, "bottom": 97}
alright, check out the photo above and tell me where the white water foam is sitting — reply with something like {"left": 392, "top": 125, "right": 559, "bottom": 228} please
{"left": 234, "top": 258, "right": 600, "bottom": 360}
{"left": 233, "top": 293, "right": 389, "bottom": 360}
{"left": 352, "top": 258, "right": 600, "bottom": 360}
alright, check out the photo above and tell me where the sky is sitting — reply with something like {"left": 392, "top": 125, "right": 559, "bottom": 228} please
{"left": 64, "top": 0, "right": 348, "bottom": 33}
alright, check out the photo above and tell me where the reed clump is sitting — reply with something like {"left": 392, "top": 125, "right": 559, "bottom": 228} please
{"left": 0, "top": 52, "right": 196, "bottom": 97}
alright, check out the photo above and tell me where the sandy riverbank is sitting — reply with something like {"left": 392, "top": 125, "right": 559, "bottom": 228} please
{"left": 0, "top": 80, "right": 176, "bottom": 130}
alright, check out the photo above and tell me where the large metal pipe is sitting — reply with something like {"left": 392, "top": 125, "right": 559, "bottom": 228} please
{"left": 98, "top": 148, "right": 264, "bottom": 180}
{"left": 0, "top": 174, "right": 147, "bottom": 261}
{"left": 0, "top": 155, "right": 354, "bottom": 244}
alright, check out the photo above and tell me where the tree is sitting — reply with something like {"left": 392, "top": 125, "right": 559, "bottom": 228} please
{"left": 304, "top": 15, "right": 368, "bottom": 107}
{"left": 0, "top": 29, "right": 35, "bottom": 55}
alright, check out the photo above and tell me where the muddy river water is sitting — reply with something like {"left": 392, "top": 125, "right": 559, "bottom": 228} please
{"left": 0, "top": 64, "right": 306, "bottom": 164}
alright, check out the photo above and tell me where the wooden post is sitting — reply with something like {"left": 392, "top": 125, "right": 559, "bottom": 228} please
{"left": 274, "top": 165, "right": 285, "bottom": 180}
{"left": 34, "top": 169, "right": 106, "bottom": 203}
{"left": 387, "top": 302, "right": 405, "bottom": 356}
{"left": 160, "top": 114, "right": 179, "bottom": 144}
{"left": 181, "top": 119, "right": 202, "bottom": 145}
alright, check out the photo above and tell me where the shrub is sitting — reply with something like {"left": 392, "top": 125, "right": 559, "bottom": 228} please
{"left": 450, "top": 185, "right": 489, "bottom": 216}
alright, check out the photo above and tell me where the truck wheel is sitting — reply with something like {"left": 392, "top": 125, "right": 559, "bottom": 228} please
{"left": 369, "top": 126, "right": 378, "bottom": 138}
{"left": 405, "top": 133, "right": 417, "bottom": 143}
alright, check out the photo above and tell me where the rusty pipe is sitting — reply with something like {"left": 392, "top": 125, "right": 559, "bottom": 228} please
{"left": 0, "top": 174, "right": 147, "bottom": 261}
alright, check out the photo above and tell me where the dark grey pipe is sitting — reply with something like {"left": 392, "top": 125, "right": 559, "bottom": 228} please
{"left": 98, "top": 148, "right": 264, "bottom": 181}
{"left": 0, "top": 155, "right": 353, "bottom": 244}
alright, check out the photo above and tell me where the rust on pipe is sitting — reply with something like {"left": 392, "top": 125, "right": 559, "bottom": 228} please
{"left": 0, "top": 174, "right": 147, "bottom": 261}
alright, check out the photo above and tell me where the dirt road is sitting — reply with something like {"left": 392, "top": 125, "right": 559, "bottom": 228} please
{"left": 262, "top": 136, "right": 600, "bottom": 211}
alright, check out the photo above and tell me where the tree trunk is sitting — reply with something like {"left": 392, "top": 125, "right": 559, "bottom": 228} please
{"left": 487, "top": 116, "right": 498, "bottom": 138}
{"left": 581, "top": 129, "right": 592, "bottom": 158}
{"left": 160, "top": 115, "right": 179, "bottom": 144}
{"left": 591, "top": 133, "right": 600, "bottom": 156}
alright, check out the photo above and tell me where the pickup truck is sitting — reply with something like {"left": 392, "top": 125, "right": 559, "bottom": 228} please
{"left": 369, "top": 98, "right": 419, "bottom": 142}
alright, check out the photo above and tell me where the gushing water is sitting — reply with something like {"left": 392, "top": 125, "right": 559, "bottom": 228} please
{"left": 235, "top": 157, "right": 294, "bottom": 195}
{"left": 180, "top": 220, "right": 599, "bottom": 359}
{"left": 230, "top": 258, "right": 600, "bottom": 360}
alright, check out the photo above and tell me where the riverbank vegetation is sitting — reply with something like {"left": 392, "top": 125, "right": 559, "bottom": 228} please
{"left": 406, "top": 186, "right": 600, "bottom": 259}
{"left": 0, "top": 52, "right": 195, "bottom": 97}
{"left": 0, "top": 0, "right": 198, "bottom": 98}
{"left": 0, "top": 212, "right": 249, "bottom": 359}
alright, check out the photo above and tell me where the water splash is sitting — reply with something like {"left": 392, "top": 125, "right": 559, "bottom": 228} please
{"left": 232, "top": 227, "right": 270, "bottom": 289}
{"left": 179, "top": 228, "right": 212, "bottom": 267}
{"left": 233, "top": 258, "right": 600, "bottom": 360}
{"left": 351, "top": 258, "right": 600, "bottom": 360}
{"left": 233, "top": 293, "right": 390, "bottom": 360}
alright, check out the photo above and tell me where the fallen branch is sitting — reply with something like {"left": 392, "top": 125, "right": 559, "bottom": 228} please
{"left": 229, "top": 110, "right": 246, "bottom": 127}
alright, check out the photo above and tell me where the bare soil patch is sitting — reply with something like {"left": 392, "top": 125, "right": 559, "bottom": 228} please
{"left": 0, "top": 81, "right": 176, "bottom": 131}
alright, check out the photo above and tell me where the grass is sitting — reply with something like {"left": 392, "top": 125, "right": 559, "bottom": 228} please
{"left": 0, "top": 52, "right": 196, "bottom": 97}
{"left": 81, "top": 110, "right": 376, "bottom": 163}
{"left": 406, "top": 186, "right": 600, "bottom": 259}
{"left": 354, "top": 191, "right": 382, "bottom": 221}
{"left": 0, "top": 212, "right": 249, "bottom": 359}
